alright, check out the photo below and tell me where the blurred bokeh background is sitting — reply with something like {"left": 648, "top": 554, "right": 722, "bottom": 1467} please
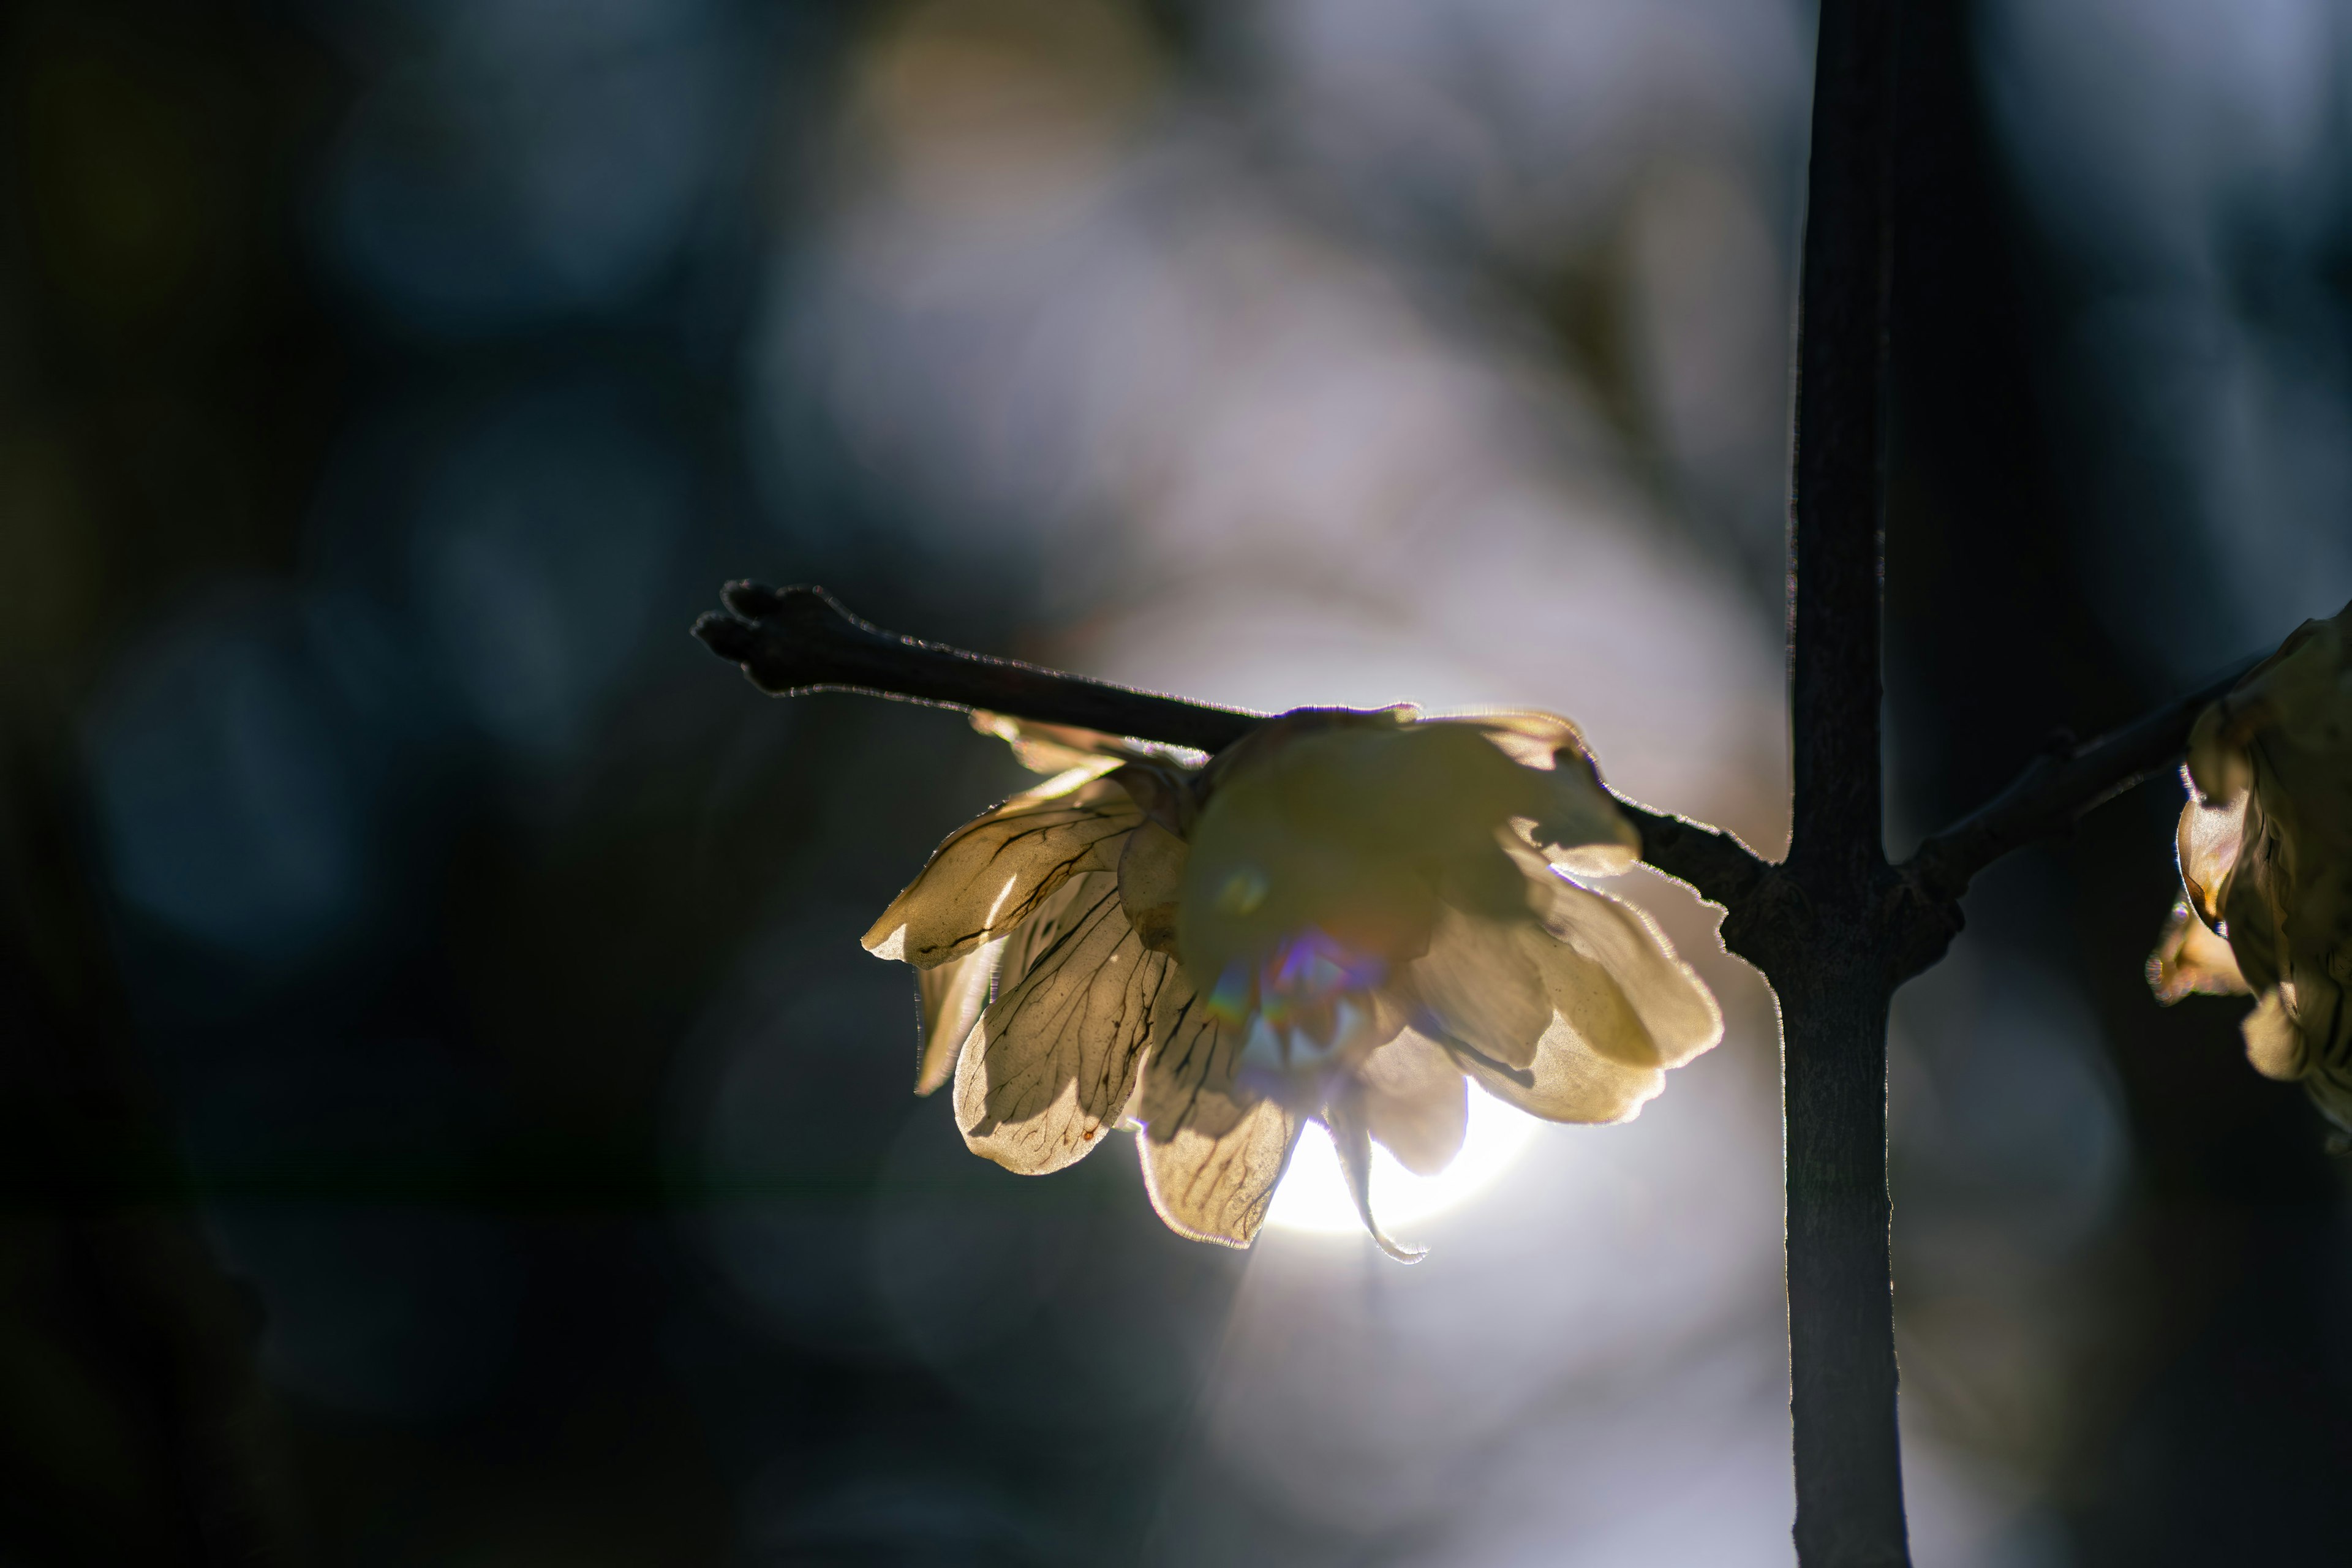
{"left": 2, "top": 0, "right": 2348, "bottom": 1563}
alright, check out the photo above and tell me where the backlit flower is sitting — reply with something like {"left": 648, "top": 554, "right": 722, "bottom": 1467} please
{"left": 864, "top": 705, "right": 1723, "bottom": 1256}
{"left": 2149, "top": 601, "right": 2352, "bottom": 1136}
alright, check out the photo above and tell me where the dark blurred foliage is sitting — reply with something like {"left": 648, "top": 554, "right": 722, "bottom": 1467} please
{"left": 0, "top": 0, "right": 2345, "bottom": 1564}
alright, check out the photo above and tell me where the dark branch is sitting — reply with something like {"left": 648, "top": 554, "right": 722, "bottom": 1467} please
{"left": 693, "top": 582, "right": 1261, "bottom": 755}
{"left": 1779, "top": 1, "right": 1910, "bottom": 1558}
{"left": 1784, "top": 0, "right": 1896, "bottom": 896}
{"left": 1615, "top": 801, "right": 1773, "bottom": 911}
{"left": 1899, "top": 661, "right": 2252, "bottom": 904}
{"left": 694, "top": 582, "right": 1775, "bottom": 907}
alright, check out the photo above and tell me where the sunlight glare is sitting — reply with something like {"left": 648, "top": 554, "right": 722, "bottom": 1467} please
{"left": 1265, "top": 1082, "right": 1542, "bottom": 1237}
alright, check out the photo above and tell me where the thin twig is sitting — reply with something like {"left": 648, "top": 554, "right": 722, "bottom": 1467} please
{"left": 694, "top": 582, "right": 1776, "bottom": 907}
{"left": 1899, "top": 662, "right": 2252, "bottom": 903}
{"left": 1613, "top": 801, "right": 1773, "bottom": 910}
{"left": 693, "top": 582, "right": 1262, "bottom": 756}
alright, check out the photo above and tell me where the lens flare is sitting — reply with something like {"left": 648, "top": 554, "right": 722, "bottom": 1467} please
{"left": 1265, "top": 1081, "right": 1542, "bottom": 1237}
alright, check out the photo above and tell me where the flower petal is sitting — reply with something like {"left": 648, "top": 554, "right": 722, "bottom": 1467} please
{"left": 1449, "top": 1018, "right": 1665, "bottom": 1125}
{"left": 914, "top": 938, "right": 998, "bottom": 1094}
{"left": 1401, "top": 904, "right": 1553, "bottom": 1069}
{"left": 1352, "top": 1031, "right": 1468, "bottom": 1176}
{"left": 1440, "top": 710, "right": 1642, "bottom": 877}
{"left": 2221, "top": 835, "right": 2285, "bottom": 993}
{"left": 864, "top": 775, "right": 1140, "bottom": 968}
{"left": 1117, "top": 820, "right": 1187, "bottom": 956}
{"left": 1323, "top": 1092, "right": 1425, "bottom": 1262}
{"left": 954, "top": 873, "right": 1169, "bottom": 1175}
{"left": 2243, "top": 986, "right": 2305, "bottom": 1081}
{"left": 2175, "top": 793, "right": 2246, "bottom": 929}
{"left": 2147, "top": 902, "right": 2250, "bottom": 1005}
{"left": 2185, "top": 701, "right": 2256, "bottom": 804}
{"left": 2285, "top": 959, "right": 2352, "bottom": 1084}
{"left": 1135, "top": 997, "right": 1301, "bottom": 1248}
{"left": 970, "top": 710, "right": 1207, "bottom": 777}
{"left": 990, "top": 870, "right": 1102, "bottom": 1000}
{"left": 1526, "top": 872, "right": 1723, "bottom": 1071}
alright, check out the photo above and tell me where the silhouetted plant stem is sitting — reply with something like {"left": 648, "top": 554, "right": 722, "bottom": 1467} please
{"left": 1771, "top": 0, "right": 1910, "bottom": 1558}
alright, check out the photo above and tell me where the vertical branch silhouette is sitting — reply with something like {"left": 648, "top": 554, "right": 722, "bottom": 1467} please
{"left": 1770, "top": 0, "right": 1912, "bottom": 1561}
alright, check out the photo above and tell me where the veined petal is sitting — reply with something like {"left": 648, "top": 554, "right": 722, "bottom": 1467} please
{"left": 1323, "top": 1092, "right": 1425, "bottom": 1262}
{"left": 2147, "top": 902, "right": 2250, "bottom": 1005}
{"left": 954, "top": 873, "right": 1169, "bottom": 1175}
{"left": 992, "top": 870, "right": 1105, "bottom": 1002}
{"left": 914, "top": 939, "right": 998, "bottom": 1095}
{"left": 1352, "top": 1031, "right": 1468, "bottom": 1175}
{"left": 864, "top": 775, "right": 1141, "bottom": 968}
{"left": 1135, "top": 993, "right": 1300, "bottom": 1248}
{"left": 1117, "top": 820, "right": 1187, "bottom": 956}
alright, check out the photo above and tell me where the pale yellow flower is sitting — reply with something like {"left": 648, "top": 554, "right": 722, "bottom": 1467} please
{"left": 864, "top": 706, "right": 1723, "bottom": 1256}
{"left": 2150, "top": 601, "right": 2352, "bottom": 1135}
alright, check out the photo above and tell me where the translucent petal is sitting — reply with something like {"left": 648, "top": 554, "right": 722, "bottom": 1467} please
{"left": 1449, "top": 1017, "right": 1666, "bottom": 1125}
{"left": 2286, "top": 957, "right": 2352, "bottom": 1084}
{"left": 1441, "top": 709, "right": 1643, "bottom": 876}
{"left": 954, "top": 875, "right": 1172, "bottom": 1175}
{"left": 2195, "top": 605, "right": 2352, "bottom": 1138}
{"left": 2146, "top": 902, "right": 2250, "bottom": 1005}
{"left": 2185, "top": 701, "right": 2255, "bottom": 804}
{"left": 1104, "top": 762, "right": 1198, "bottom": 838}
{"left": 1352, "top": 1031, "right": 1468, "bottom": 1176}
{"left": 1323, "top": 1093, "right": 1425, "bottom": 1261}
{"left": 971, "top": 710, "right": 1209, "bottom": 778}
{"left": 1117, "top": 820, "right": 1186, "bottom": 956}
{"left": 2243, "top": 987, "right": 2305, "bottom": 1081}
{"left": 2175, "top": 793, "right": 2246, "bottom": 929}
{"left": 864, "top": 778, "right": 1140, "bottom": 968}
{"left": 1400, "top": 905, "right": 1552, "bottom": 1069}
{"left": 1441, "top": 708, "right": 1594, "bottom": 769}
{"left": 914, "top": 938, "right": 998, "bottom": 1094}
{"left": 971, "top": 711, "right": 1132, "bottom": 775}
{"left": 992, "top": 872, "right": 1104, "bottom": 1003}
{"left": 1528, "top": 874, "right": 1724, "bottom": 1072}
{"left": 1134, "top": 995, "right": 1300, "bottom": 1248}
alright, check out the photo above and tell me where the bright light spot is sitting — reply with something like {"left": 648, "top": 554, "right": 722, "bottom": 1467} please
{"left": 1266, "top": 1082, "right": 1542, "bottom": 1237}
